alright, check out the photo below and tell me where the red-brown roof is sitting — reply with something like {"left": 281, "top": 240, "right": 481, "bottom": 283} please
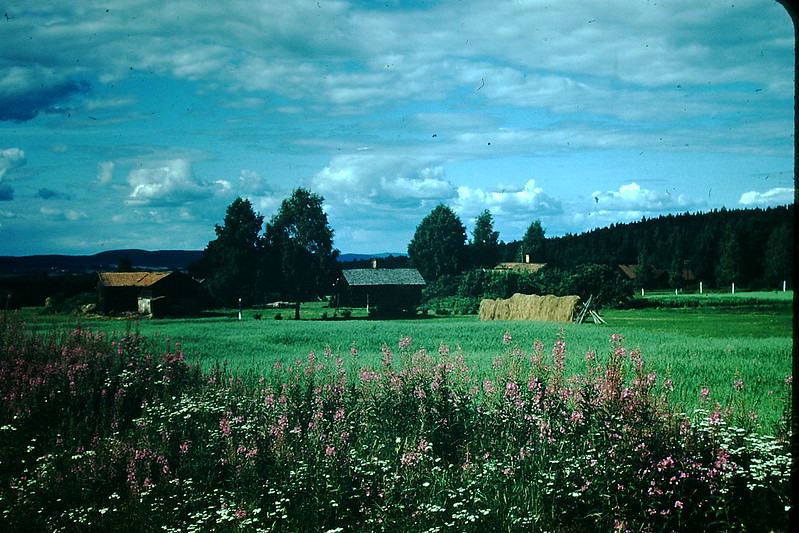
{"left": 98, "top": 272, "right": 173, "bottom": 287}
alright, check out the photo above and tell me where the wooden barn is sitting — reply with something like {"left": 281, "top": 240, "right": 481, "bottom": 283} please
{"left": 96, "top": 271, "right": 202, "bottom": 317}
{"left": 333, "top": 267, "right": 426, "bottom": 316}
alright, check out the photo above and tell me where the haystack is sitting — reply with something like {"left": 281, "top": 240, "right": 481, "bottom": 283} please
{"left": 479, "top": 293, "right": 580, "bottom": 323}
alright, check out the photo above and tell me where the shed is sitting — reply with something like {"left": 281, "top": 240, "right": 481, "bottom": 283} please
{"left": 333, "top": 268, "right": 426, "bottom": 315}
{"left": 97, "top": 271, "right": 202, "bottom": 317}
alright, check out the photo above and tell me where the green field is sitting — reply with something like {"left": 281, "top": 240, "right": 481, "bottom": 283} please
{"left": 2, "top": 293, "right": 792, "bottom": 531}
{"left": 12, "top": 291, "right": 792, "bottom": 431}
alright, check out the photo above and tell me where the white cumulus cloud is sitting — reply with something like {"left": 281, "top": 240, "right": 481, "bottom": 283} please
{"left": 455, "top": 179, "right": 562, "bottom": 219}
{"left": 126, "top": 159, "right": 212, "bottom": 206}
{"left": 0, "top": 147, "right": 25, "bottom": 179}
{"left": 96, "top": 161, "right": 114, "bottom": 185}
{"left": 739, "top": 187, "right": 794, "bottom": 207}
{"left": 592, "top": 182, "right": 702, "bottom": 212}
{"left": 312, "top": 154, "right": 455, "bottom": 209}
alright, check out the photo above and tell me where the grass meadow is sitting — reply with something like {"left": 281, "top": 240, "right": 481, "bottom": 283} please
{"left": 1, "top": 291, "right": 792, "bottom": 531}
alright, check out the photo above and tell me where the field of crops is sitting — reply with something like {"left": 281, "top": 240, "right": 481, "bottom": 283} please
{"left": 0, "top": 292, "right": 792, "bottom": 531}
{"left": 31, "top": 292, "right": 783, "bottom": 428}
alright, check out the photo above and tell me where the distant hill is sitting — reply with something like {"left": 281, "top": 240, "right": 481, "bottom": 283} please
{"left": 0, "top": 249, "right": 408, "bottom": 274}
{"left": 0, "top": 249, "right": 204, "bottom": 275}
{"left": 337, "top": 252, "right": 407, "bottom": 263}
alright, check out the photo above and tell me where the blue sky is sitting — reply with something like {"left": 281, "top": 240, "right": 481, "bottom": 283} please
{"left": 0, "top": 0, "right": 794, "bottom": 256}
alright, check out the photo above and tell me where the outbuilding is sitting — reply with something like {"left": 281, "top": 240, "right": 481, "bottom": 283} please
{"left": 333, "top": 267, "right": 426, "bottom": 316}
{"left": 96, "top": 271, "right": 202, "bottom": 317}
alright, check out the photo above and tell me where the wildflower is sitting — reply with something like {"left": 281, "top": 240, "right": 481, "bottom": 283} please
{"left": 219, "top": 418, "right": 232, "bottom": 436}
{"left": 399, "top": 336, "right": 412, "bottom": 350}
{"left": 234, "top": 509, "right": 247, "bottom": 520}
{"left": 325, "top": 445, "right": 336, "bottom": 457}
{"left": 401, "top": 451, "right": 421, "bottom": 467}
{"left": 700, "top": 387, "right": 711, "bottom": 401}
{"left": 733, "top": 378, "right": 744, "bottom": 391}
{"left": 502, "top": 331, "right": 512, "bottom": 345}
{"left": 674, "top": 500, "right": 684, "bottom": 509}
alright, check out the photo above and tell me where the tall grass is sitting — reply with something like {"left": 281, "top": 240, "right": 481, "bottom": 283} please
{"left": 0, "top": 313, "right": 790, "bottom": 532}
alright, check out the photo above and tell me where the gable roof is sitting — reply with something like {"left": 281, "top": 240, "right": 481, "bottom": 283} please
{"left": 98, "top": 271, "right": 174, "bottom": 287}
{"left": 495, "top": 262, "right": 546, "bottom": 273}
{"left": 341, "top": 268, "right": 426, "bottom": 287}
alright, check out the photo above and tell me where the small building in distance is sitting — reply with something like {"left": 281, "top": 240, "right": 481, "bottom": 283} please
{"left": 333, "top": 266, "right": 426, "bottom": 316}
{"left": 96, "top": 271, "right": 202, "bottom": 317}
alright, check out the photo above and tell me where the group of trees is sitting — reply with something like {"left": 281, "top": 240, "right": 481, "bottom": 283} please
{"left": 407, "top": 205, "right": 628, "bottom": 310}
{"left": 407, "top": 203, "right": 794, "bottom": 292}
{"left": 194, "top": 190, "right": 793, "bottom": 313}
{"left": 544, "top": 205, "right": 794, "bottom": 290}
{"left": 190, "top": 189, "right": 338, "bottom": 312}
{"left": 407, "top": 206, "right": 547, "bottom": 281}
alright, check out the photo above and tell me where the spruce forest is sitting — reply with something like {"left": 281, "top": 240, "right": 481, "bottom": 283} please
{"left": 507, "top": 205, "right": 794, "bottom": 290}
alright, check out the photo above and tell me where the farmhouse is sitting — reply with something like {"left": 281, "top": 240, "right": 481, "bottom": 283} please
{"left": 96, "top": 271, "right": 202, "bottom": 317}
{"left": 333, "top": 267, "right": 426, "bottom": 315}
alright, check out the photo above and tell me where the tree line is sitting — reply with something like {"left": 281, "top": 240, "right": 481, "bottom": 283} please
{"left": 190, "top": 190, "right": 793, "bottom": 312}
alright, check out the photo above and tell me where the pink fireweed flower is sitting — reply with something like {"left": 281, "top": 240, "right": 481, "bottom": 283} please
{"left": 334, "top": 408, "right": 346, "bottom": 423}
{"left": 504, "top": 381, "right": 520, "bottom": 400}
{"left": 381, "top": 344, "right": 393, "bottom": 366}
{"left": 325, "top": 445, "right": 336, "bottom": 457}
{"left": 700, "top": 387, "right": 711, "bottom": 401}
{"left": 674, "top": 501, "right": 684, "bottom": 509}
{"left": 400, "top": 451, "right": 421, "bottom": 467}
{"left": 234, "top": 509, "right": 247, "bottom": 520}
{"left": 179, "top": 441, "right": 190, "bottom": 454}
{"left": 219, "top": 418, "right": 232, "bottom": 436}
{"left": 399, "top": 336, "right": 412, "bottom": 350}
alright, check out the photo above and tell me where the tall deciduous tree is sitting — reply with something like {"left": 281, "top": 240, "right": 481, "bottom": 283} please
{"left": 192, "top": 197, "right": 265, "bottom": 306}
{"left": 470, "top": 209, "right": 500, "bottom": 268}
{"left": 408, "top": 204, "right": 466, "bottom": 281}
{"left": 521, "top": 219, "right": 545, "bottom": 262}
{"left": 264, "top": 187, "right": 338, "bottom": 317}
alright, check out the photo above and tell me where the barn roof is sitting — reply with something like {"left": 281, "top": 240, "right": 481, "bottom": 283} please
{"left": 98, "top": 272, "right": 174, "bottom": 287}
{"left": 341, "top": 268, "right": 426, "bottom": 287}
{"left": 495, "top": 262, "right": 546, "bottom": 273}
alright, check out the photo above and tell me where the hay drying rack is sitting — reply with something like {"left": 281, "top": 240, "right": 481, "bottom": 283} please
{"left": 575, "top": 294, "right": 606, "bottom": 324}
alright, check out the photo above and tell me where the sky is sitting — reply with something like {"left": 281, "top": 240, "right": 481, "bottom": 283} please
{"left": 0, "top": 0, "right": 795, "bottom": 256}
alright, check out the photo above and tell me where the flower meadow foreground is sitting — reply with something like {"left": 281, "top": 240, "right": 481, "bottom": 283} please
{"left": 0, "top": 314, "right": 790, "bottom": 532}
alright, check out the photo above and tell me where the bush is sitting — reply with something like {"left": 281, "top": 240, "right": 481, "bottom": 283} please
{"left": 423, "top": 265, "right": 633, "bottom": 312}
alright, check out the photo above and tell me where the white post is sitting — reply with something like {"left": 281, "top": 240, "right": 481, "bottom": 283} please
{"left": 641, "top": 288, "right": 645, "bottom": 297}
{"left": 238, "top": 297, "right": 242, "bottom": 321}
{"left": 731, "top": 282, "right": 735, "bottom": 295}
{"left": 675, "top": 288, "right": 678, "bottom": 296}
{"left": 699, "top": 281, "right": 703, "bottom": 294}
{"left": 783, "top": 280, "right": 787, "bottom": 292}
